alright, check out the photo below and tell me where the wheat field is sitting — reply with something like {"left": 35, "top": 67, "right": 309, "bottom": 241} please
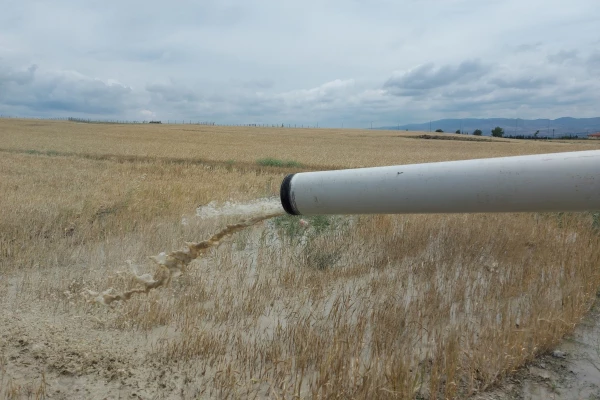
{"left": 1, "top": 118, "right": 600, "bottom": 399}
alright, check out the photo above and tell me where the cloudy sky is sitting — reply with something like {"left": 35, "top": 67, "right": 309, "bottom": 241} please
{"left": 1, "top": 0, "right": 599, "bottom": 127}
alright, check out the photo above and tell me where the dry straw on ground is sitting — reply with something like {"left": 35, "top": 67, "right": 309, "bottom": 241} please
{"left": 83, "top": 212, "right": 282, "bottom": 306}
{"left": 2, "top": 119, "right": 600, "bottom": 399}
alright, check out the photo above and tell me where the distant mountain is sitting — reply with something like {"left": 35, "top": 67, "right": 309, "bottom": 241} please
{"left": 380, "top": 117, "right": 600, "bottom": 137}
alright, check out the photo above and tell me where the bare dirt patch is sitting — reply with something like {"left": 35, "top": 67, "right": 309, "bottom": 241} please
{"left": 477, "top": 299, "right": 600, "bottom": 399}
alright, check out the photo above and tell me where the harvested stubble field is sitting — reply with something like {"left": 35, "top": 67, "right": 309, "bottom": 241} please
{"left": 1, "top": 118, "right": 600, "bottom": 399}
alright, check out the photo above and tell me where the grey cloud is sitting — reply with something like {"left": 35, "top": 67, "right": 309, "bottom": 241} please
{"left": 436, "top": 92, "right": 537, "bottom": 114}
{"left": 141, "top": 78, "right": 377, "bottom": 125}
{"left": 239, "top": 79, "right": 275, "bottom": 90}
{"left": 85, "top": 46, "right": 191, "bottom": 64}
{"left": 143, "top": 81, "right": 280, "bottom": 121}
{"left": 514, "top": 42, "right": 543, "bottom": 53}
{"left": 434, "top": 79, "right": 599, "bottom": 115}
{"left": 588, "top": 52, "right": 600, "bottom": 70}
{"left": 0, "top": 64, "right": 37, "bottom": 85}
{"left": 383, "top": 60, "right": 491, "bottom": 94}
{"left": 277, "top": 79, "right": 357, "bottom": 105}
{"left": 145, "top": 82, "right": 200, "bottom": 103}
{"left": 3, "top": 0, "right": 600, "bottom": 126}
{"left": 381, "top": 54, "right": 600, "bottom": 121}
{"left": 439, "top": 86, "right": 496, "bottom": 99}
{"left": 30, "top": 78, "right": 131, "bottom": 114}
{"left": 0, "top": 64, "right": 134, "bottom": 116}
{"left": 489, "top": 76, "right": 557, "bottom": 89}
{"left": 2, "top": 57, "right": 599, "bottom": 128}
{"left": 547, "top": 50, "right": 579, "bottom": 64}
{"left": 561, "top": 84, "right": 592, "bottom": 96}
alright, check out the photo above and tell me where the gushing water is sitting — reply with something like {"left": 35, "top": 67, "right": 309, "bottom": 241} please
{"left": 196, "top": 197, "right": 284, "bottom": 219}
{"left": 84, "top": 199, "right": 285, "bottom": 306}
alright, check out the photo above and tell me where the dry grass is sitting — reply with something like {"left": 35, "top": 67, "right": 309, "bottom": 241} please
{"left": 1, "top": 118, "right": 600, "bottom": 399}
{"left": 2, "top": 118, "right": 600, "bottom": 168}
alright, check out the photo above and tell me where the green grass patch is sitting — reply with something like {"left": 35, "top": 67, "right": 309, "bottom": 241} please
{"left": 256, "top": 157, "right": 303, "bottom": 168}
{"left": 270, "top": 214, "right": 351, "bottom": 270}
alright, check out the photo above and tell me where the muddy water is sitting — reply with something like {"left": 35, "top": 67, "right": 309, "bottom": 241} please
{"left": 83, "top": 198, "right": 285, "bottom": 306}
{"left": 196, "top": 197, "right": 284, "bottom": 219}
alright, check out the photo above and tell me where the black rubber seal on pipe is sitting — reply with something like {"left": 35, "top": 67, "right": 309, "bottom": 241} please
{"left": 280, "top": 174, "right": 300, "bottom": 215}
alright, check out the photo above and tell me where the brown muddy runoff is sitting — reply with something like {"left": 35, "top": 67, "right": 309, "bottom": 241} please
{"left": 83, "top": 212, "right": 282, "bottom": 306}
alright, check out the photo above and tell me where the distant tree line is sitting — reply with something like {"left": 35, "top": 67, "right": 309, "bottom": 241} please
{"left": 434, "top": 125, "right": 585, "bottom": 140}
{"left": 505, "top": 135, "right": 550, "bottom": 140}
{"left": 433, "top": 127, "right": 501, "bottom": 136}
{"left": 430, "top": 126, "right": 565, "bottom": 139}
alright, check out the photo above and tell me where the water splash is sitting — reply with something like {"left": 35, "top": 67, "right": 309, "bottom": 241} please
{"left": 196, "top": 197, "right": 284, "bottom": 219}
{"left": 84, "top": 200, "right": 285, "bottom": 306}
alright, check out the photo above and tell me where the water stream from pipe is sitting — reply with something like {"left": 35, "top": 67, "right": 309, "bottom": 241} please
{"left": 84, "top": 198, "right": 285, "bottom": 305}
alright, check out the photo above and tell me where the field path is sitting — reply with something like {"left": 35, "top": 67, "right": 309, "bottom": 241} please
{"left": 479, "top": 301, "right": 600, "bottom": 399}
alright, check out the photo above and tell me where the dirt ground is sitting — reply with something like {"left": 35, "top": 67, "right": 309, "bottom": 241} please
{"left": 477, "top": 300, "right": 600, "bottom": 400}
{"left": 3, "top": 271, "right": 600, "bottom": 399}
{"left": 1, "top": 271, "right": 209, "bottom": 399}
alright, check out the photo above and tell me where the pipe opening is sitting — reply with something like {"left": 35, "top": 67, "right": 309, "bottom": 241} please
{"left": 280, "top": 174, "right": 300, "bottom": 215}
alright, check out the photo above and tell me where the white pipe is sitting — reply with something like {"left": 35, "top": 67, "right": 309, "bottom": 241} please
{"left": 280, "top": 150, "right": 600, "bottom": 215}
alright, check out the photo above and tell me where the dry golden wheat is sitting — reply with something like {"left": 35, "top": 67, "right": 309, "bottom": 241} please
{"left": 2, "top": 118, "right": 600, "bottom": 168}
{"left": 2, "top": 118, "right": 600, "bottom": 399}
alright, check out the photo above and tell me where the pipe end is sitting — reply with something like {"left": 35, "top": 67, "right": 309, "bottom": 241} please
{"left": 280, "top": 174, "right": 300, "bottom": 215}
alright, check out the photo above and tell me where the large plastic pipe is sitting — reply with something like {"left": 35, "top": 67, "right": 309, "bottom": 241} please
{"left": 280, "top": 150, "right": 600, "bottom": 215}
